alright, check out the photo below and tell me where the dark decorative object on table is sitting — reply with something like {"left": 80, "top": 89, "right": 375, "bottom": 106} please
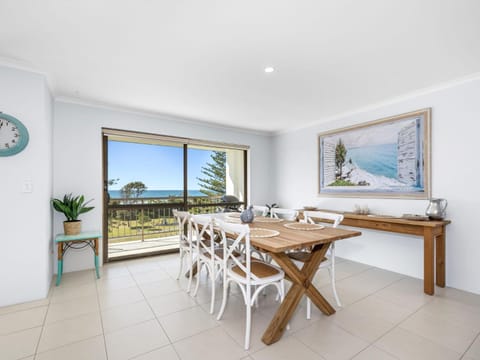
{"left": 240, "top": 205, "right": 255, "bottom": 223}
{"left": 265, "top": 203, "right": 278, "bottom": 217}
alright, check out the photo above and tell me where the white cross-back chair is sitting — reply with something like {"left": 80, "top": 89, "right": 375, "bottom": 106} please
{"left": 289, "top": 210, "right": 344, "bottom": 318}
{"left": 190, "top": 214, "right": 224, "bottom": 314}
{"left": 271, "top": 208, "right": 299, "bottom": 221}
{"left": 215, "top": 219, "right": 285, "bottom": 350}
{"left": 173, "top": 209, "right": 194, "bottom": 293}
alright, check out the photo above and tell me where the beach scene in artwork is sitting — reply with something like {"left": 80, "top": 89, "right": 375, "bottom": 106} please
{"left": 320, "top": 116, "right": 426, "bottom": 193}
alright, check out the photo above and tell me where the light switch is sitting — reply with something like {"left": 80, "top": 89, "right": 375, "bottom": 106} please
{"left": 22, "top": 181, "right": 33, "bottom": 193}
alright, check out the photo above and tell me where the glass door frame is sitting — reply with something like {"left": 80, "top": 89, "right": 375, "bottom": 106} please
{"left": 102, "top": 128, "right": 248, "bottom": 263}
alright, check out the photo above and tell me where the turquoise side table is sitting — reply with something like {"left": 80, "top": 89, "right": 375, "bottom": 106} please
{"left": 55, "top": 231, "right": 102, "bottom": 286}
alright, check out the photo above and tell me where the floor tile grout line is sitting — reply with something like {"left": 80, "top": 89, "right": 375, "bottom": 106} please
{"left": 153, "top": 260, "right": 247, "bottom": 354}
{"left": 0, "top": 322, "right": 46, "bottom": 338}
{"left": 334, "top": 265, "right": 405, "bottom": 287}
{"left": 126, "top": 261, "right": 184, "bottom": 360}
{"left": 41, "top": 297, "right": 102, "bottom": 327}
{"left": 290, "top": 314, "right": 401, "bottom": 360}
{"left": 0, "top": 301, "right": 49, "bottom": 317}
{"left": 371, "top": 298, "right": 465, "bottom": 358}
{"left": 31, "top": 292, "right": 51, "bottom": 360}
{"left": 156, "top": 261, "right": 232, "bottom": 356}
{"left": 319, "top": 273, "right": 408, "bottom": 314}
{"left": 4, "top": 256, "right": 480, "bottom": 360}
{"left": 33, "top": 334, "right": 106, "bottom": 358}
{"left": 290, "top": 328, "right": 338, "bottom": 360}
{"left": 374, "top": 279, "right": 467, "bottom": 355}
{"left": 126, "top": 343, "right": 179, "bottom": 360}
{"left": 287, "top": 274, "right": 426, "bottom": 359}
{"left": 459, "top": 331, "right": 480, "bottom": 359}
{"left": 33, "top": 269, "right": 104, "bottom": 358}
{"left": 349, "top": 345, "right": 401, "bottom": 360}
{"left": 344, "top": 279, "right": 435, "bottom": 352}
{"left": 375, "top": 325, "right": 464, "bottom": 358}
{"left": 94, "top": 269, "right": 110, "bottom": 360}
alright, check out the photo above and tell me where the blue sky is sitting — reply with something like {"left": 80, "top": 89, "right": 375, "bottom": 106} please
{"left": 108, "top": 140, "right": 213, "bottom": 190}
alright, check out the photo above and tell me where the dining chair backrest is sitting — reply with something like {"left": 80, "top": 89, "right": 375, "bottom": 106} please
{"left": 303, "top": 211, "right": 344, "bottom": 228}
{"left": 252, "top": 205, "right": 268, "bottom": 217}
{"left": 191, "top": 214, "right": 218, "bottom": 257}
{"left": 272, "top": 208, "right": 299, "bottom": 221}
{"left": 215, "top": 219, "right": 258, "bottom": 283}
{"left": 172, "top": 209, "right": 195, "bottom": 289}
{"left": 172, "top": 209, "right": 191, "bottom": 243}
{"left": 215, "top": 218, "right": 285, "bottom": 350}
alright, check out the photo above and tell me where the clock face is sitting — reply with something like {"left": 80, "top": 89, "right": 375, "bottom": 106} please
{"left": 0, "top": 113, "right": 29, "bottom": 156}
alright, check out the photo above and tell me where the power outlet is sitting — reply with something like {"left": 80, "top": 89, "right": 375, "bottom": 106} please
{"left": 22, "top": 181, "right": 33, "bottom": 193}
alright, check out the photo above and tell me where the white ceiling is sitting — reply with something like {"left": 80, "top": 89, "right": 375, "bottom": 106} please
{"left": 1, "top": 0, "right": 479, "bottom": 133}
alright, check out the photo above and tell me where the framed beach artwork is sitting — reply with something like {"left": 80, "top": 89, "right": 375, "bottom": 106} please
{"left": 318, "top": 108, "right": 431, "bottom": 199}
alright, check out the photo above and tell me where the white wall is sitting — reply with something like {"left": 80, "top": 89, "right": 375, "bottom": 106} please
{"left": 273, "top": 77, "right": 480, "bottom": 295}
{"left": 53, "top": 101, "right": 273, "bottom": 272}
{"left": 0, "top": 66, "right": 53, "bottom": 306}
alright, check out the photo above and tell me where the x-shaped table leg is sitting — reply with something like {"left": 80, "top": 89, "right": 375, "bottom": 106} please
{"left": 261, "top": 242, "right": 335, "bottom": 345}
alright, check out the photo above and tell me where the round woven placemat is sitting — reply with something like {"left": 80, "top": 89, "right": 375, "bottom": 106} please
{"left": 226, "top": 213, "right": 241, "bottom": 218}
{"left": 225, "top": 216, "right": 242, "bottom": 223}
{"left": 249, "top": 228, "right": 280, "bottom": 238}
{"left": 254, "top": 217, "right": 284, "bottom": 223}
{"left": 283, "top": 223, "right": 325, "bottom": 231}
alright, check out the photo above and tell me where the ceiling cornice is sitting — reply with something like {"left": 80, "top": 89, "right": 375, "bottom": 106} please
{"left": 274, "top": 71, "right": 480, "bottom": 136}
{"left": 55, "top": 96, "right": 275, "bottom": 137}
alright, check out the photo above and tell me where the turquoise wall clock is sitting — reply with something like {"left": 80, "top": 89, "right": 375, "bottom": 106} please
{"left": 0, "top": 112, "right": 29, "bottom": 157}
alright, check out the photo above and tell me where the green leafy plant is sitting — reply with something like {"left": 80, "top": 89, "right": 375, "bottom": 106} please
{"left": 52, "top": 193, "right": 94, "bottom": 222}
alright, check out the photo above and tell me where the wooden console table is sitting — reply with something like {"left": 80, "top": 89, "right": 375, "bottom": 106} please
{"left": 307, "top": 211, "right": 450, "bottom": 295}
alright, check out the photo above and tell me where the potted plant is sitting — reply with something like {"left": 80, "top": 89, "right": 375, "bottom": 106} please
{"left": 52, "top": 193, "right": 94, "bottom": 235}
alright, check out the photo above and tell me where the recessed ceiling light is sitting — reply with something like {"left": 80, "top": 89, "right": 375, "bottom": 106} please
{"left": 264, "top": 67, "right": 275, "bottom": 73}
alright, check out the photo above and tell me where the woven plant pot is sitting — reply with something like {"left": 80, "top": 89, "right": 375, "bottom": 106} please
{"left": 64, "top": 220, "right": 81, "bottom": 235}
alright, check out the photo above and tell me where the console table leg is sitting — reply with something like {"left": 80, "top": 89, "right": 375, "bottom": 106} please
{"left": 436, "top": 228, "right": 446, "bottom": 287}
{"left": 94, "top": 238, "right": 100, "bottom": 279}
{"left": 424, "top": 228, "right": 435, "bottom": 295}
{"left": 56, "top": 243, "right": 63, "bottom": 286}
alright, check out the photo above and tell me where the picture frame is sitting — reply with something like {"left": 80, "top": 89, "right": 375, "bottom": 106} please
{"left": 318, "top": 108, "right": 431, "bottom": 199}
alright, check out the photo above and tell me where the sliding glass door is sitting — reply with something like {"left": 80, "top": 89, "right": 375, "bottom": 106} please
{"left": 102, "top": 129, "right": 248, "bottom": 261}
{"left": 187, "top": 145, "right": 246, "bottom": 213}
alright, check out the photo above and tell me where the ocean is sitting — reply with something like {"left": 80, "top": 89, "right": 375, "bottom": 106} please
{"left": 347, "top": 143, "right": 397, "bottom": 179}
{"left": 109, "top": 189, "right": 207, "bottom": 199}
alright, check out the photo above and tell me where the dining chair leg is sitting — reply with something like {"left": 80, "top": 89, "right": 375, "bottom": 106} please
{"left": 177, "top": 248, "right": 185, "bottom": 280}
{"left": 192, "top": 260, "right": 202, "bottom": 297}
{"left": 245, "top": 285, "right": 252, "bottom": 350}
{"left": 329, "top": 248, "right": 342, "bottom": 307}
{"left": 280, "top": 281, "right": 291, "bottom": 330}
{"left": 329, "top": 266, "right": 342, "bottom": 307}
{"left": 216, "top": 279, "right": 229, "bottom": 321}
{"left": 186, "top": 255, "right": 192, "bottom": 293}
{"left": 254, "top": 285, "right": 260, "bottom": 308}
{"left": 210, "top": 265, "right": 216, "bottom": 314}
{"left": 306, "top": 298, "right": 312, "bottom": 320}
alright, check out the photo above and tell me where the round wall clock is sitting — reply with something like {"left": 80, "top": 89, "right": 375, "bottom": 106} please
{"left": 0, "top": 112, "right": 29, "bottom": 157}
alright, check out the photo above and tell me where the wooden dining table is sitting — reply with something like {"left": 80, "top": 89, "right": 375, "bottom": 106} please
{"left": 244, "top": 219, "right": 362, "bottom": 345}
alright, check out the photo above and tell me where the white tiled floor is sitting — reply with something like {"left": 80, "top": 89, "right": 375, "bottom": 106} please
{"left": 1, "top": 254, "right": 480, "bottom": 360}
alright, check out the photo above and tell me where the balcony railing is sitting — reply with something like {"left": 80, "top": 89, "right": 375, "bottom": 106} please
{"left": 107, "top": 195, "right": 243, "bottom": 247}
